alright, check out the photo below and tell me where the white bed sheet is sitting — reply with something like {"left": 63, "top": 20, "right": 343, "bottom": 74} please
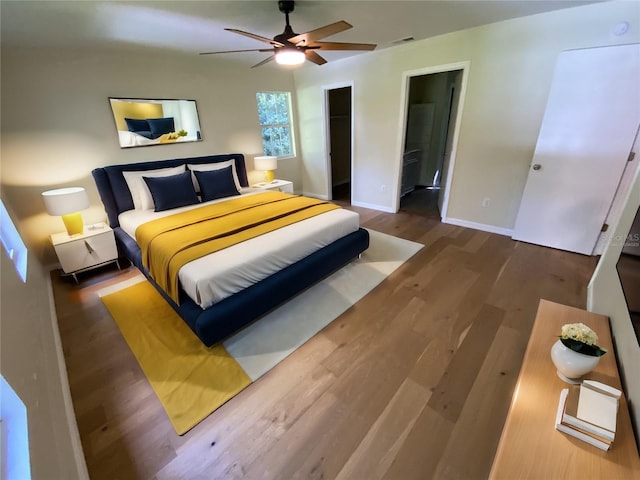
{"left": 117, "top": 130, "right": 195, "bottom": 147}
{"left": 118, "top": 189, "right": 360, "bottom": 309}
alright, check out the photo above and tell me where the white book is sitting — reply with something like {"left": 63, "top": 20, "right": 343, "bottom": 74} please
{"left": 562, "top": 385, "right": 616, "bottom": 442}
{"left": 576, "top": 380, "right": 620, "bottom": 434}
{"left": 555, "top": 388, "right": 611, "bottom": 451}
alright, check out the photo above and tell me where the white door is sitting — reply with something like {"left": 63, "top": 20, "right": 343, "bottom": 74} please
{"left": 512, "top": 44, "right": 640, "bottom": 255}
{"left": 592, "top": 127, "right": 640, "bottom": 255}
{"left": 438, "top": 70, "right": 463, "bottom": 214}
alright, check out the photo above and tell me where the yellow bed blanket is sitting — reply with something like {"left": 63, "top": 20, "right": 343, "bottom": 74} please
{"left": 136, "top": 191, "right": 340, "bottom": 303}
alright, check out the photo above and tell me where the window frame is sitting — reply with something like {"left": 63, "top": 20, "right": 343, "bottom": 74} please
{"left": 255, "top": 91, "right": 296, "bottom": 159}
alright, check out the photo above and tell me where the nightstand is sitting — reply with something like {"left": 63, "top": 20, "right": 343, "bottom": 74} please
{"left": 50, "top": 224, "right": 119, "bottom": 282}
{"left": 252, "top": 179, "right": 294, "bottom": 194}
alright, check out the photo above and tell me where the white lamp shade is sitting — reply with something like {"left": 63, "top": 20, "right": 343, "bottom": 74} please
{"left": 254, "top": 156, "right": 278, "bottom": 171}
{"left": 275, "top": 50, "right": 306, "bottom": 66}
{"left": 42, "top": 187, "right": 90, "bottom": 216}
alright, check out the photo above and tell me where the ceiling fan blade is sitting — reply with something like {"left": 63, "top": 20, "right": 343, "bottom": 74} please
{"left": 251, "top": 55, "right": 276, "bottom": 68}
{"left": 200, "top": 48, "right": 273, "bottom": 55}
{"left": 225, "top": 28, "right": 285, "bottom": 47}
{"left": 312, "top": 41, "right": 377, "bottom": 51}
{"left": 289, "top": 21, "right": 352, "bottom": 46}
{"left": 305, "top": 50, "right": 327, "bottom": 66}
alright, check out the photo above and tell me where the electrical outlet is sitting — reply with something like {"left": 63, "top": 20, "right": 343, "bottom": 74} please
{"left": 482, "top": 197, "right": 490, "bottom": 207}
{"left": 380, "top": 184, "right": 387, "bottom": 192}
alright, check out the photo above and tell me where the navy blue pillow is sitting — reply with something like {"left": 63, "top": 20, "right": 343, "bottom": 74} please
{"left": 147, "top": 117, "right": 175, "bottom": 136}
{"left": 194, "top": 167, "right": 241, "bottom": 202}
{"left": 125, "top": 118, "right": 150, "bottom": 133}
{"left": 143, "top": 171, "right": 200, "bottom": 212}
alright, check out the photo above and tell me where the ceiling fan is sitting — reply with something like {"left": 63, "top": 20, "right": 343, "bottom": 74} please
{"left": 200, "top": 0, "right": 376, "bottom": 68}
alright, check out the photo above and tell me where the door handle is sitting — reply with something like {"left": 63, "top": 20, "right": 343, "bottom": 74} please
{"left": 532, "top": 164, "right": 542, "bottom": 171}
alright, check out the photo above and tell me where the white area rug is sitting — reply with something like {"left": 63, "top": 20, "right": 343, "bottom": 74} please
{"left": 223, "top": 229, "right": 423, "bottom": 380}
{"left": 99, "top": 229, "right": 423, "bottom": 381}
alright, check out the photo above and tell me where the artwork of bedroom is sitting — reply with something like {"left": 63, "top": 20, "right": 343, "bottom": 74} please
{"left": 1, "top": 1, "right": 639, "bottom": 479}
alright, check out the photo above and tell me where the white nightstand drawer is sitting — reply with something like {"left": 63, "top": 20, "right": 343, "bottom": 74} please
{"left": 54, "top": 229, "right": 118, "bottom": 274}
{"left": 275, "top": 183, "right": 293, "bottom": 194}
{"left": 253, "top": 180, "right": 293, "bottom": 193}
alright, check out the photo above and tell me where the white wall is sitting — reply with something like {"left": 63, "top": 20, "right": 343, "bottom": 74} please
{"left": 588, "top": 162, "right": 640, "bottom": 444}
{"left": 0, "top": 231, "right": 88, "bottom": 479}
{"left": 293, "top": 1, "right": 640, "bottom": 229}
{"left": 2, "top": 2, "right": 638, "bottom": 472}
{"left": 0, "top": 47, "right": 299, "bottom": 478}
{"left": 1, "top": 48, "right": 300, "bottom": 265}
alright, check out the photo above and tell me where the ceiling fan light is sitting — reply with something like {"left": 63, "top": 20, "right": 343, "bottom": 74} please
{"left": 275, "top": 50, "right": 305, "bottom": 65}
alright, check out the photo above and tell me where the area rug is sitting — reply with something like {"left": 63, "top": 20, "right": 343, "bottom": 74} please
{"left": 100, "top": 229, "right": 423, "bottom": 435}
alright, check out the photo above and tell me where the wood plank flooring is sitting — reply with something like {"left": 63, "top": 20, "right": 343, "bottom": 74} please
{"left": 52, "top": 205, "right": 597, "bottom": 480}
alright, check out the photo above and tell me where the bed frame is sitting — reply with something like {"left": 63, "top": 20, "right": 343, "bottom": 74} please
{"left": 92, "top": 153, "right": 369, "bottom": 346}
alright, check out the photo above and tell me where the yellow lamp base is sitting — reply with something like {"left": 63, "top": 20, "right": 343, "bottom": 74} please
{"left": 62, "top": 212, "right": 84, "bottom": 236}
{"left": 264, "top": 170, "right": 275, "bottom": 182}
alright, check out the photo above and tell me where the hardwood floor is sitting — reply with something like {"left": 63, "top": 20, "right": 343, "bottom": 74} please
{"left": 52, "top": 205, "right": 597, "bottom": 480}
{"left": 399, "top": 187, "right": 441, "bottom": 218}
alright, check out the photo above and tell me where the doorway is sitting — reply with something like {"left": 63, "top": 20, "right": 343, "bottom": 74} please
{"left": 326, "top": 85, "right": 353, "bottom": 202}
{"left": 399, "top": 69, "right": 463, "bottom": 218}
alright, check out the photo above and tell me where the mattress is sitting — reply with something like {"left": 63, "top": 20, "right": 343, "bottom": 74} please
{"left": 118, "top": 189, "right": 360, "bottom": 309}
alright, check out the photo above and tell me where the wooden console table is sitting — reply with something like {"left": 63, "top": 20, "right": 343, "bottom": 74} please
{"left": 489, "top": 299, "right": 640, "bottom": 479}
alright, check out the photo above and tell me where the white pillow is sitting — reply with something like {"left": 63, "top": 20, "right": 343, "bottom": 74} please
{"left": 123, "top": 165, "right": 186, "bottom": 210}
{"left": 188, "top": 160, "right": 242, "bottom": 193}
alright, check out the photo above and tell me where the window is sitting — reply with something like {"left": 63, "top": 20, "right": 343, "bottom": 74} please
{"left": 256, "top": 92, "right": 294, "bottom": 157}
{"left": 1, "top": 199, "right": 27, "bottom": 283}
{"left": 1, "top": 375, "right": 32, "bottom": 480}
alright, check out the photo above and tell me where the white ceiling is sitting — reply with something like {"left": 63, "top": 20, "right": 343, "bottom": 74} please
{"left": 1, "top": 0, "right": 600, "bottom": 66}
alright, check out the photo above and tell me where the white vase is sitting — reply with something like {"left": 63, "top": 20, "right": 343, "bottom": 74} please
{"left": 550, "top": 339, "right": 600, "bottom": 384}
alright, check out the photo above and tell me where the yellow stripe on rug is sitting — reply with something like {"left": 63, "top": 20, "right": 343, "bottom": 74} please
{"left": 101, "top": 280, "right": 251, "bottom": 435}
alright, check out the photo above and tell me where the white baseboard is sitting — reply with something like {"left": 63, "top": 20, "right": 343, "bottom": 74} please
{"left": 302, "top": 191, "right": 329, "bottom": 200}
{"left": 303, "top": 196, "right": 514, "bottom": 234}
{"left": 46, "top": 275, "right": 90, "bottom": 479}
{"left": 302, "top": 193, "right": 395, "bottom": 213}
{"left": 443, "top": 216, "right": 514, "bottom": 237}
{"left": 350, "top": 200, "right": 396, "bottom": 213}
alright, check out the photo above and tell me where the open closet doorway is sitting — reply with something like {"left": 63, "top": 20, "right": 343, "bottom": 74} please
{"left": 399, "top": 67, "right": 465, "bottom": 219}
{"left": 326, "top": 85, "right": 353, "bottom": 202}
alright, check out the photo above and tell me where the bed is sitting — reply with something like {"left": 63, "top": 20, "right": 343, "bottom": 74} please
{"left": 92, "top": 153, "right": 369, "bottom": 346}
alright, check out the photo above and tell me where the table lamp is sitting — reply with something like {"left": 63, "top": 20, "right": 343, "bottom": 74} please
{"left": 42, "top": 187, "right": 90, "bottom": 236}
{"left": 254, "top": 156, "right": 278, "bottom": 182}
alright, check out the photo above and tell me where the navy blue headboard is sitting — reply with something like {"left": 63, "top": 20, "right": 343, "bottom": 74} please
{"left": 92, "top": 153, "right": 248, "bottom": 228}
